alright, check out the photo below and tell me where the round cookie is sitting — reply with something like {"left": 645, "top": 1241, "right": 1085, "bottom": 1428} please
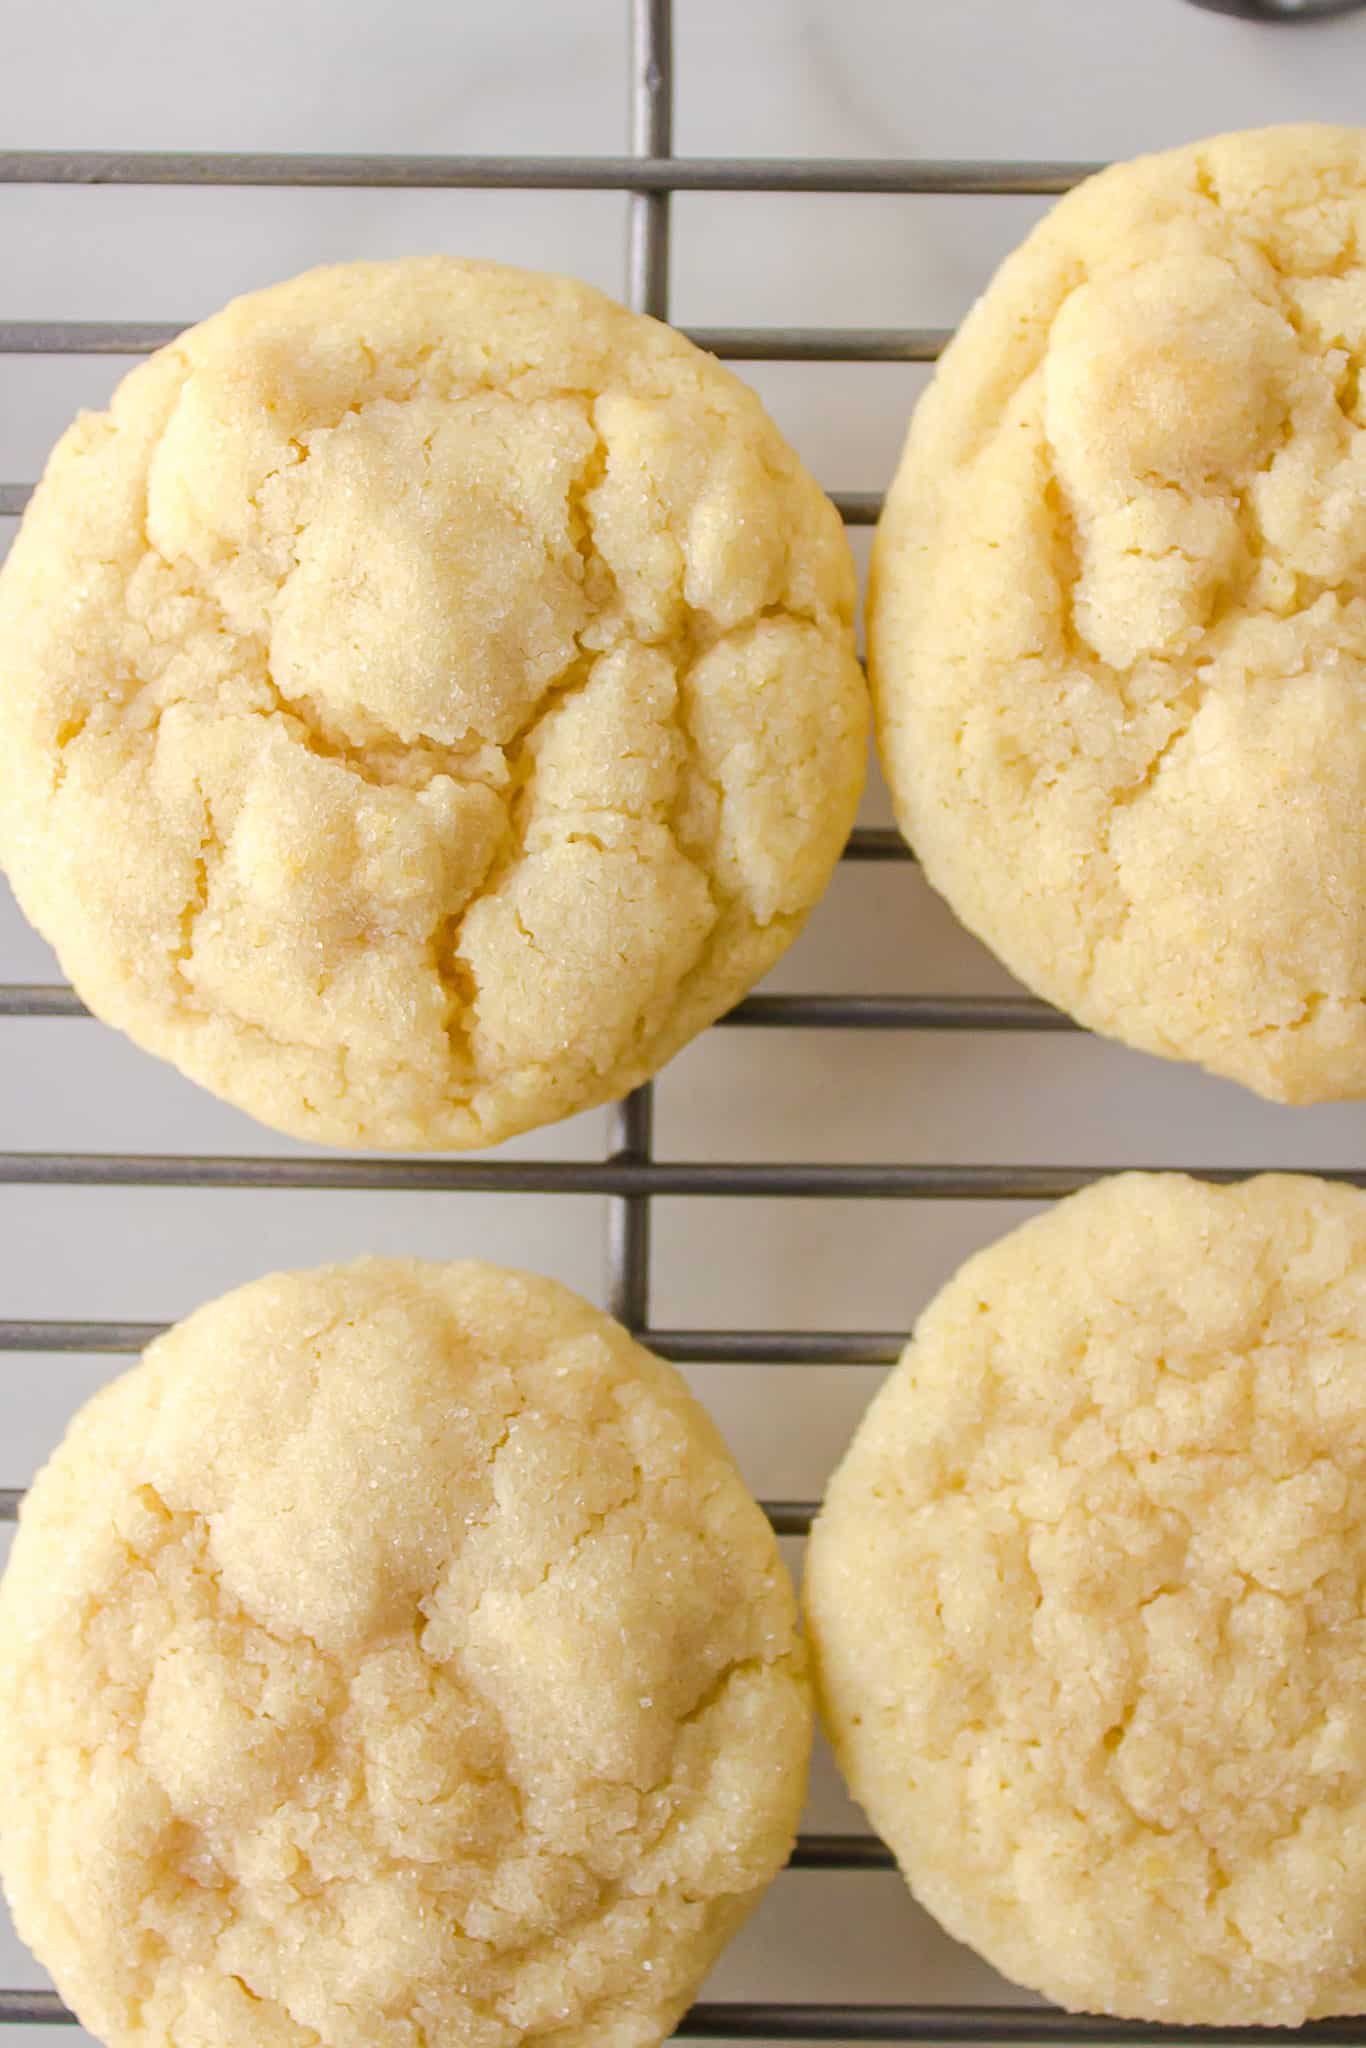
{"left": 870, "top": 125, "right": 1366, "bottom": 1103}
{"left": 806, "top": 1172, "right": 1366, "bottom": 2025}
{"left": 0, "top": 1259, "right": 810, "bottom": 2048}
{"left": 0, "top": 256, "right": 867, "bottom": 1148}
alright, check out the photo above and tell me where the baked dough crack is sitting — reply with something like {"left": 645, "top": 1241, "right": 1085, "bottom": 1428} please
{"left": 0, "top": 256, "right": 866, "bottom": 1146}
{"left": 871, "top": 125, "right": 1366, "bottom": 1102}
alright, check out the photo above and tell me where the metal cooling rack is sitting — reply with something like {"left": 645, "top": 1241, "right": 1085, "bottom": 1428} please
{"left": 2, "top": 1, "right": 1365, "bottom": 2040}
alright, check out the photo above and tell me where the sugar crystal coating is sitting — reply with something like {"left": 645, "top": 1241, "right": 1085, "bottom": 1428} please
{"left": 0, "top": 1259, "right": 811, "bottom": 2048}
{"left": 0, "top": 256, "right": 867, "bottom": 1145}
{"left": 871, "top": 126, "right": 1366, "bottom": 1101}
{"left": 807, "top": 1173, "right": 1366, "bottom": 2024}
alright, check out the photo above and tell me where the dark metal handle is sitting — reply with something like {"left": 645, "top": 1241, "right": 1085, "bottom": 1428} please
{"left": 1184, "top": 0, "right": 1366, "bottom": 18}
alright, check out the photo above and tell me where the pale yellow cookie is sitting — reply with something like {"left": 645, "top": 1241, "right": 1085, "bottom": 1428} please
{"left": 0, "top": 1259, "right": 810, "bottom": 2048}
{"left": 806, "top": 1172, "right": 1366, "bottom": 2025}
{"left": 0, "top": 256, "right": 866, "bottom": 1147}
{"left": 871, "top": 126, "right": 1366, "bottom": 1103}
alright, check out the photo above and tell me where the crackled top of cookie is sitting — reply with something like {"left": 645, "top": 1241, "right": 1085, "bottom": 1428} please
{"left": 0, "top": 1259, "right": 810, "bottom": 2048}
{"left": 807, "top": 1173, "right": 1366, "bottom": 2025}
{"left": 871, "top": 126, "right": 1366, "bottom": 1103}
{"left": 0, "top": 256, "right": 865, "bottom": 1147}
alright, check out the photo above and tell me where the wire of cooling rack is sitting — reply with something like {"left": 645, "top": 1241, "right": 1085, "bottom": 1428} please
{"left": 2, "top": 1, "right": 1363, "bottom": 2041}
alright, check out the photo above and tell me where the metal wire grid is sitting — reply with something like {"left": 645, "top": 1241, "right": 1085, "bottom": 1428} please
{"left": 1, "top": 2, "right": 1363, "bottom": 2041}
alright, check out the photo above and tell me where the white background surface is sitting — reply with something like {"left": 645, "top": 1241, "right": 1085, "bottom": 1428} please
{"left": 4, "top": 2, "right": 1366, "bottom": 2041}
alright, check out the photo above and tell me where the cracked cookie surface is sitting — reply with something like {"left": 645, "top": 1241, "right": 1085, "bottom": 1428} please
{"left": 806, "top": 1172, "right": 1366, "bottom": 2024}
{"left": 870, "top": 126, "right": 1366, "bottom": 1102}
{"left": 0, "top": 1258, "right": 811, "bottom": 2048}
{"left": 0, "top": 256, "right": 867, "bottom": 1146}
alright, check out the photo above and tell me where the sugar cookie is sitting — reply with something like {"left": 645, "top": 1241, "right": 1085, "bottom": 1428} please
{"left": 0, "top": 1259, "right": 810, "bottom": 2048}
{"left": 871, "top": 127, "right": 1366, "bottom": 1101}
{"left": 808, "top": 1172, "right": 1366, "bottom": 2023}
{"left": 0, "top": 256, "right": 866, "bottom": 1144}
